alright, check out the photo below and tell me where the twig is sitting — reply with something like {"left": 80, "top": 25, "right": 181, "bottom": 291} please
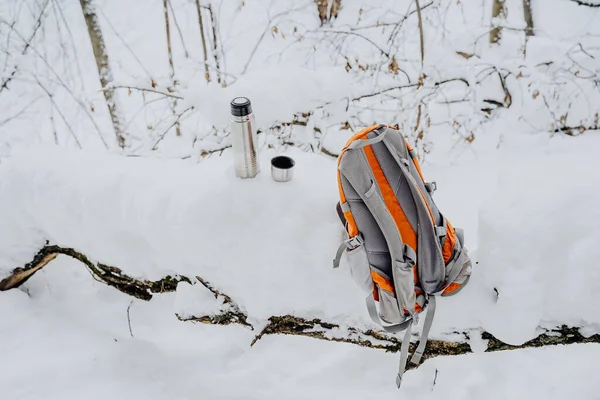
{"left": 97, "top": 7, "right": 152, "bottom": 79}
{"left": 167, "top": 0, "right": 190, "bottom": 58}
{"left": 0, "top": 0, "right": 50, "bottom": 94}
{"left": 569, "top": 0, "right": 600, "bottom": 6}
{"left": 152, "top": 106, "right": 194, "bottom": 150}
{"left": 200, "top": 145, "right": 231, "bottom": 157}
{"left": 0, "top": 96, "right": 42, "bottom": 127}
{"left": 554, "top": 124, "right": 600, "bottom": 136}
{"left": 127, "top": 300, "right": 134, "bottom": 338}
{"left": 351, "top": 78, "right": 468, "bottom": 102}
{"left": 34, "top": 76, "right": 82, "bottom": 149}
{"left": 241, "top": 3, "right": 313, "bottom": 75}
{"left": 322, "top": 30, "right": 390, "bottom": 58}
{"left": 388, "top": 1, "right": 433, "bottom": 44}
{"left": 110, "top": 85, "right": 183, "bottom": 99}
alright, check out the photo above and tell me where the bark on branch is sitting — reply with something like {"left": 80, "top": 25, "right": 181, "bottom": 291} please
{"left": 569, "top": 0, "right": 600, "bottom": 7}
{"left": 0, "top": 245, "right": 190, "bottom": 300}
{"left": 250, "top": 315, "right": 600, "bottom": 369}
{"left": 2, "top": 245, "right": 598, "bottom": 368}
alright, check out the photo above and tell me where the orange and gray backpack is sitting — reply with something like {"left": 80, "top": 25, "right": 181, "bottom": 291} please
{"left": 332, "top": 124, "right": 472, "bottom": 388}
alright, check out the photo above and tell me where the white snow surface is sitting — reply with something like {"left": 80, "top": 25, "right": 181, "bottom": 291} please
{"left": 2, "top": 130, "right": 600, "bottom": 343}
{"left": 1, "top": 256, "right": 599, "bottom": 400}
{"left": 2, "top": 0, "right": 600, "bottom": 397}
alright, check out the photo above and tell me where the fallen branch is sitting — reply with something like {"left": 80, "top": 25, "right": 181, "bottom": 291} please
{"left": 0, "top": 244, "right": 251, "bottom": 327}
{"left": 569, "top": 0, "right": 600, "bottom": 6}
{"left": 177, "top": 276, "right": 252, "bottom": 329}
{"left": 250, "top": 315, "right": 600, "bottom": 370}
{"left": 0, "top": 245, "right": 190, "bottom": 300}
{"left": 3, "top": 245, "right": 598, "bottom": 368}
{"left": 554, "top": 124, "right": 600, "bottom": 136}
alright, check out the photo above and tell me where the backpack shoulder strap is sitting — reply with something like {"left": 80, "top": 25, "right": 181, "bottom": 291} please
{"left": 337, "top": 125, "right": 416, "bottom": 315}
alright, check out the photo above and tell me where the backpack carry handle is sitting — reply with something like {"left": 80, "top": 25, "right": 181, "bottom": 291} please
{"left": 347, "top": 125, "right": 389, "bottom": 149}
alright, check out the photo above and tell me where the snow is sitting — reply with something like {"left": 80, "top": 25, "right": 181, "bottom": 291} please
{"left": 477, "top": 146, "right": 600, "bottom": 344}
{"left": 2, "top": 0, "right": 600, "bottom": 397}
{"left": 1, "top": 258, "right": 599, "bottom": 400}
{"left": 2, "top": 129, "right": 600, "bottom": 343}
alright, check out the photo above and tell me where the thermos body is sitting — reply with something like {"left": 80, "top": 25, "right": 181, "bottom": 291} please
{"left": 230, "top": 97, "right": 260, "bottom": 179}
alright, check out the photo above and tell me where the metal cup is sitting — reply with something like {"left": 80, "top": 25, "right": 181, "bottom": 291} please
{"left": 270, "top": 155, "right": 295, "bottom": 182}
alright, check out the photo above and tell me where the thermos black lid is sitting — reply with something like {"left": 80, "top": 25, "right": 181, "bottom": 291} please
{"left": 230, "top": 97, "right": 252, "bottom": 117}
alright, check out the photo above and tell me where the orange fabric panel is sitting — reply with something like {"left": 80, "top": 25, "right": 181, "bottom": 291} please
{"left": 371, "top": 270, "right": 395, "bottom": 293}
{"left": 336, "top": 125, "right": 382, "bottom": 238}
{"left": 337, "top": 170, "right": 359, "bottom": 237}
{"left": 338, "top": 124, "right": 382, "bottom": 166}
{"left": 442, "top": 219, "right": 457, "bottom": 264}
{"left": 405, "top": 141, "right": 425, "bottom": 182}
{"left": 363, "top": 145, "right": 417, "bottom": 250}
{"left": 442, "top": 281, "right": 461, "bottom": 295}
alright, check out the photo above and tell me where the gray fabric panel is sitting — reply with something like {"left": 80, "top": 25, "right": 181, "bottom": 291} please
{"left": 368, "top": 131, "right": 418, "bottom": 232}
{"left": 347, "top": 125, "right": 387, "bottom": 149}
{"left": 349, "top": 199, "right": 389, "bottom": 256}
{"left": 410, "top": 295, "right": 436, "bottom": 365}
{"left": 340, "top": 172, "right": 360, "bottom": 200}
{"left": 339, "top": 157, "right": 391, "bottom": 274}
{"left": 396, "top": 321, "right": 413, "bottom": 388}
{"left": 380, "top": 134, "right": 445, "bottom": 294}
{"left": 384, "top": 130, "right": 442, "bottom": 226}
{"left": 339, "top": 149, "right": 415, "bottom": 312}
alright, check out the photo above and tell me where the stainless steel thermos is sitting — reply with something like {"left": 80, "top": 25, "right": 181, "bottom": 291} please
{"left": 230, "top": 97, "right": 260, "bottom": 178}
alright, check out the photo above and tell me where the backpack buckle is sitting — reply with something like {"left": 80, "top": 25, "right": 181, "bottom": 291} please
{"left": 425, "top": 181, "right": 437, "bottom": 193}
{"left": 345, "top": 235, "right": 363, "bottom": 250}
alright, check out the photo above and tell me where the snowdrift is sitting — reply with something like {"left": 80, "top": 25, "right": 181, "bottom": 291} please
{"left": 1, "top": 137, "right": 599, "bottom": 345}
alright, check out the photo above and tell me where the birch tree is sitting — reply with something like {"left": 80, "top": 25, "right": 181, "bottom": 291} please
{"left": 490, "top": 0, "right": 506, "bottom": 44}
{"left": 79, "top": 0, "right": 126, "bottom": 148}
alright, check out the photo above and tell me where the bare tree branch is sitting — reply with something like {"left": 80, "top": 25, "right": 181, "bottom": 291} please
{"left": 34, "top": 76, "right": 82, "bottom": 149}
{"left": 167, "top": 0, "right": 190, "bottom": 58}
{"left": 152, "top": 106, "right": 194, "bottom": 150}
{"left": 569, "top": 0, "right": 600, "bottom": 6}
{"left": 110, "top": 85, "right": 183, "bottom": 99}
{"left": 0, "top": 0, "right": 50, "bottom": 94}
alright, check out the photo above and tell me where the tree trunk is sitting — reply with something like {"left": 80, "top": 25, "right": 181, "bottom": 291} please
{"left": 316, "top": 0, "right": 328, "bottom": 25}
{"left": 330, "top": 0, "right": 341, "bottom": 20}
{"left": 79, "top": 0, "right": 126, "bottom": 148}
{"left": 490, "top": 0, "right": 506, "bottom": 44}
{"left": 522, "top": 0, "right": 534, "bottom": 36}
{"left": 163, "top": 0, "right": 181, "bottom": 136}
{"left": 415, "top": 0, "right": 425, "bottom": 67}
{"left": 194, "top": 0, "right": 210, "bottom": 82}
{"left": 207, "top": 5, "right": 222, "bottom": 86}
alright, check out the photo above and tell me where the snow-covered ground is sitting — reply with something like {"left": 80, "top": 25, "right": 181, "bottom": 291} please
{"left": 1, "top": 127, "right": 600, "bottom": 399}
{"left": 2, "top": 254, "right": 600, "bottom": 400}
{"left": 2, "top": 0, "right": 600, "bottom": 398}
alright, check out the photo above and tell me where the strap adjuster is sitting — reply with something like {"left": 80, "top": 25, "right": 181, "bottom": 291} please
{"left": 435, "top": 226, "right": 446, "bottom": 238}
{"left": 345, "top": 235, "right": 363, "bottom": 249}
{"left": 424, "top": 181, "right": 437, "bottom": 193}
